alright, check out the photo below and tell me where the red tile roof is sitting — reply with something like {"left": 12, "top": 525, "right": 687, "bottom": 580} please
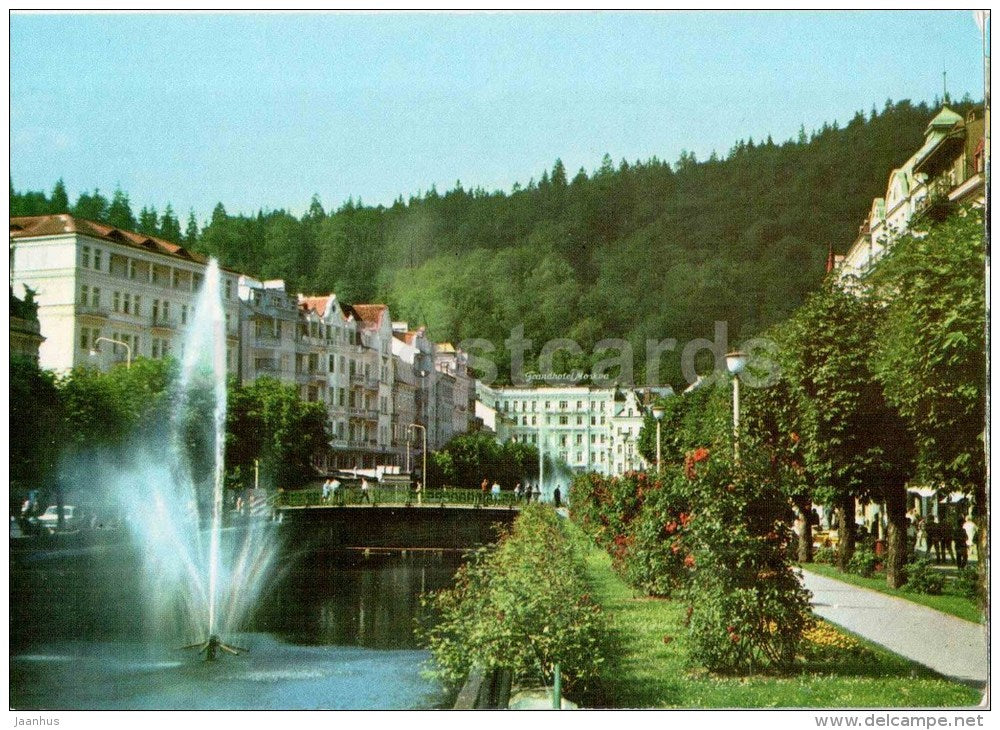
{"left": 9, "top": 214, "right": 239, "bottom": 272}
{"left": 300, "top": 295, "right": 331, "bottom": 317}
{"left": 351, "top": 304, "right": 388, "bottom": 329}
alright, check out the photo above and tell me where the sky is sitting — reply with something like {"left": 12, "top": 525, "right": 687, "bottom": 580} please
{"left": 9, "top": 10, "right": 987, "bottom": 223}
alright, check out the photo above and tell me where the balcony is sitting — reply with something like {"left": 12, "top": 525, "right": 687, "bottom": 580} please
{"left": 913, "top": 178, "right": 956, "bottom": 223}
{"left": 75, "top": 303, "right": 109, "bottom": 321}
{"left": 151, "top": 315, "right": 177, "bottom": 331}
{"left": 254, "top": 359, "right": 282, "bottom": 374}
{"left": 350, "top": 373, "right": 380, "bottom": 391}
{"left": 347, "top": 406, "right": 379, "bottom": 421}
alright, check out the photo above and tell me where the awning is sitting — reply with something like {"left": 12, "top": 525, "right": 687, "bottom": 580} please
{"left": 907, "top": 486, "right": 938, "bottom": 498}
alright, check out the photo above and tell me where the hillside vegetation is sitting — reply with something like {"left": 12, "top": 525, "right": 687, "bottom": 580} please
{"left": 12, "top": 98, "right": 976, "bottom": 386}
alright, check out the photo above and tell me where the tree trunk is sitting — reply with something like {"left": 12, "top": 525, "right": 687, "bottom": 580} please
{"left": 835, "top": 497, "right": 856, "bottom": 572}
{"left": 795, "top": 498, "right": 813, "bottom": 563}
{"left": 884, "top": 486, "right": 907, "bottom": 589}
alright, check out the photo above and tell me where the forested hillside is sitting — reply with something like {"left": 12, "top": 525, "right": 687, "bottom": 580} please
{"left": 11, "top": 98, "right": 974, "bottom": 386}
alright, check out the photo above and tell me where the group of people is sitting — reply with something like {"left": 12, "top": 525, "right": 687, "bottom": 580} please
{"left": 321, "top": 476, "right": 374, "bottom": 503}
{"left": 476, "top": 479, "right": 560, "bottom": 506}
{"left": 907, "top": 513, "right": 976, "bottom": 569}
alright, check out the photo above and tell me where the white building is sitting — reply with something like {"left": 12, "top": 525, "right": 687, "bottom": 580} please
{"left": 476, "top": 384, "right": 670, "bottom": 476}
{"left": 838, "top": 106, "right": 986, "bottom": 278}
{"left": 10, "top": 214, "right": 240, "bottom": 373}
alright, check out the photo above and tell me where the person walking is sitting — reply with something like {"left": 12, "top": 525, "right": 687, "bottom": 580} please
{"left": 360, "top": 477, "right": 371, "bottom": 504}
{"left": 954, "top": 520, "right": 969, "bottom": 570}
{"left": 480, "top": 478, "right": 489, "bottom": 506}
{"left": 963, "top": 515, "right": 977, "bottom": 562}
{"left": 514, "top": 482, "right": 522, "bottom": 502}
{"left": 926, "top": 516, "right": 941, "bottom": 563}
{"left": 553, "top": 486, "right": 562, "bottom": 509}
{"left": 532, "top": 483, "right": 542, "bottom": 503}
{"left": 415, "top": 480, "right": 423, "bottom": 506}
{"left": 491, "top": 481, "right": 501, "bottom": 503}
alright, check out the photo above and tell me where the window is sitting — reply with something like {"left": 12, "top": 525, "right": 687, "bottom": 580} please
{"left": 152, "top": 300, "right": 160, "bottom": 322}
{"left": 81, "top": 246, "right": 91, "bottom": 268}
{"left": 122, "top": 293, "right": 131, "bottom": 314}
{"left": 225, "top": 279, "right": 233, "bottom": 299}
{"left": 522, "top": 416, "right": 528, "bottom": 426}
{"left": 93, "top": 249, "right": 103, "bottom": 271}
{"left": 559, "top": 415, "right": 568, "bottom": 425}
{"left": 80, "top": 285, "right": 90, "bottom": 305}
{"left": 600, "top": 416, "right": 605, "bottom": 425}
{"left": 560, "top": 435, "right": 567, "bottom": 447}
{"left": 329, "top": 355, "right": 335, "bottom": 373}
{"left": 79, "top": 327, "right": 90, "bottom": 350}
{"left": 576, "top": 452, "right": 583, "bottom": 462}
{"left": 576, "top": 434, "right": 583, "bottom": 445}
{"left": 127, "top": 259, "right": 136, "bottom": 279}
{"left": 134, "top": 295, "right": 142, "bottom": 316}
{"left": 181, "top": 305, "right": 188, "bottom": 325}
{"left": 91, "top": 288, "right": 100, "bottom": 308}
{"left": 577, "top": 400, "right": 583, "bottom": 410}
{"left": 577, "top": 415, "right": 583, "bottom": 425}
{"left": 163, "top": 301, "right": 170, "bottom": 320}
{"left": 113, "top": 292, "right": 121, "bottom": 312}
{"left": 559, "top": 401, "right": 567, "bottom": 410}
{"left": 172, "top": 270, "right": 181, "bottom": 289}
{"left": 591, "top": 435, "right": 596, "bottom": 444}
{"left": 531, "top": 415, "right": 537, "bottom": 425}
{"left": 545, "top": 401, "right": 551, "bottom": 410}
{"left": 591, "top": 416, "right": 596, "bottom": 426}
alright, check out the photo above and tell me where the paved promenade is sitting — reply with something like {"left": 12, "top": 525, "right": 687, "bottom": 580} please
{"left": 801, "top": 569, "right": 988, "bottom": 685}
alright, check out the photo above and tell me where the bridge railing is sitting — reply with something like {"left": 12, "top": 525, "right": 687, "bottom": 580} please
{"left": 278, "top": 487, "right": 525, "bottom": 509}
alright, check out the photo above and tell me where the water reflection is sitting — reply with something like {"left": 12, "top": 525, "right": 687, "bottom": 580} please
{"left": 10, "top": 543, "right": 463, "bottom": 709}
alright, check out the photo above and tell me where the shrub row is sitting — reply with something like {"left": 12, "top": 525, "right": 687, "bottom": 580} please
{"left": 417, "top": 504, "right": 608, "bottom": 697}
{"left": 570, "top": 448, "right": 811, "bottom": 674}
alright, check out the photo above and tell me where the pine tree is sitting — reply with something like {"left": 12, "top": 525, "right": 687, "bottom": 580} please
{"left": 184, "top": 210, "right": 200, "bottom": 246}
{"left": 138, "top": 206, "right": 159, "bottom": 236}
{"left": 108, "top": 188, "right": 137, "bottom": 231}
{"left": 159, "top": 204, "right": 182, "bottom": 242}
{"left": 50, "top": 179, "right": 69, "bottom": 213}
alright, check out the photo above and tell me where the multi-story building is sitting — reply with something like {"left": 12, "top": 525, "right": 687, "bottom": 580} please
{"left": 11, "top": 214, "right": 476, "bottom": 475}
{"left": 434, "top": 342, "right": 475, "bottom": 441}
{"left": 838, "top": 106, "right": 986, "bottom": 278}
{"left": 347, "top": 304, "right": 396, "bottom": 466}
{"left": 10, "top": 214, "right": 241, "bottom": 373}
{"left": 476, "top": 384, "right": 670, "bottom": 476}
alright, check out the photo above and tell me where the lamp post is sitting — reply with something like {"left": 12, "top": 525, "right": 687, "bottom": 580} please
{"left": 91, "top": 336, "right": 132, "bottom": 369}
{"left": 408, "top": 423, "right": 427, "bottom": 492}
{"left": 725, "top": 350, "right": 749, "bottom": 462}
{"left": 651, "top": 405, "right": 665, "bottom": 472}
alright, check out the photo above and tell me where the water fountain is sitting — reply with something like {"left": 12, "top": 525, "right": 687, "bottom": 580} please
{"left": 115, "top": 258, "right": 279, "bottom": 654}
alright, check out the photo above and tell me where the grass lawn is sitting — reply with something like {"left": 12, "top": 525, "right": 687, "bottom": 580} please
{"left": 578, "top": 539, "right": 983, "bottom": 709}
{"left": 802, "top": 563, "right": 983, "bottom": 624}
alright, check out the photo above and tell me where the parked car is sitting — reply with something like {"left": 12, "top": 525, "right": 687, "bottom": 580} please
{"left": 36, "top": 505, "right": 77, "bottom": 533}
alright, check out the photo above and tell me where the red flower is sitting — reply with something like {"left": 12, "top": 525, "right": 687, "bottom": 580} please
{"left": 684, "top": 554, "right": 696, "bottom": 568}
{"left": 789, "top": 432, "right": 800, "bottom": 443}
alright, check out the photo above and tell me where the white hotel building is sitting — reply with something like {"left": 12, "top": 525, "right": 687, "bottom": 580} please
{"left": 10, "top": 215, "right": 241, "bottom": 373}
{"left": 476, "top": 384, "right": 671, "bottom": 476}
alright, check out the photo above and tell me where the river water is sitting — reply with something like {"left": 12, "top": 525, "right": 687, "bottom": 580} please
{"left": 10, "top": 538, "right": 463, "bottom": 710}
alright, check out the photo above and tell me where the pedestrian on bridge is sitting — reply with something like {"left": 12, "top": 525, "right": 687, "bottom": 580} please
{"left": 514, "top": 482, "right": 522, "bottom": 501}
{"left": 361, "top": 477, "right": 371, "bottom": 504}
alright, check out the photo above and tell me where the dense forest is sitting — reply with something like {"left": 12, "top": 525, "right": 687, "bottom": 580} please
{"left": 11, "top": 97, "right": 976, "bottom": 386}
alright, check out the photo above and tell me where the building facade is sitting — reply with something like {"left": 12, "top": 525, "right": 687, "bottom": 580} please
{"left": 476, "top": 384, "right": 664, "bottom": 476}
{"left": 838, "top": 106, "right": 986, "bottom": 278}
{"left": 10, "top": 215, "right": 241, "bottom": 373}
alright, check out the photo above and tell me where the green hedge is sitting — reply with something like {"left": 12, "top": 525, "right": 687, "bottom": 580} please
{"left": 417, "top": 504, "right": 608, "bottom": 697}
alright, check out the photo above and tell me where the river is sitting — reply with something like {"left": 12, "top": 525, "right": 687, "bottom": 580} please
{"left": 10, "top": 538, "right": 463, "bottom": 710}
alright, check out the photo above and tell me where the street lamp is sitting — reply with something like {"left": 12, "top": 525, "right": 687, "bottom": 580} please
{"left": 408, "top": 423, "right": 427, "bottom": 492}
{"left": 91, "top": 336, "right": 132, "bottom": 369}
{"left": 651, "top": 405, "right": 665, "bottom": 472}
{"left": 725, "top": 350, "right": 748, "bottom": 462}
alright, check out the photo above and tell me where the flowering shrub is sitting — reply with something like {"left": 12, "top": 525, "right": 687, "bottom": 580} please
{"left": 801, "top": 619, "right": 864, "bottom": 662}
{"left": 418, "top": 504, "right": 608, "bottom": 696}
{"left": 570, "top": 470, "right": 692, "bottom": 597}
{"left": 683, "top": 450, "right": 811, "bottom": 673}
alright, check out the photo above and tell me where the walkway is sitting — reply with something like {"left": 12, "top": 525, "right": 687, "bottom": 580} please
{"left": 801, "top": 569, "right": 988, "bottom": 685}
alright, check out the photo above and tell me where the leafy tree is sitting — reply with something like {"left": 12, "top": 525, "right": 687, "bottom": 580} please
{"left": 429, "top": 431, "right": 537, "bottom": 489}
{"left": 226, "top": 377, "right": 330, "bottom": 489}
{"left": 72, "top": 189, "right": 110, "bottom": 222}
{"left": 9, "top": 355, "right": 65, "bottom": 500}
{"left": 868, "top": 209, "right": 987, "bottom": 584}
{"left": 779, "top": 281, "right": 915, "bottom": 581}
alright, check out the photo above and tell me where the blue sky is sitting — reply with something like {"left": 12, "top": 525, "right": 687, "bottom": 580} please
{"left": 10, "top": 11, "right": 986, "bottom": 222}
